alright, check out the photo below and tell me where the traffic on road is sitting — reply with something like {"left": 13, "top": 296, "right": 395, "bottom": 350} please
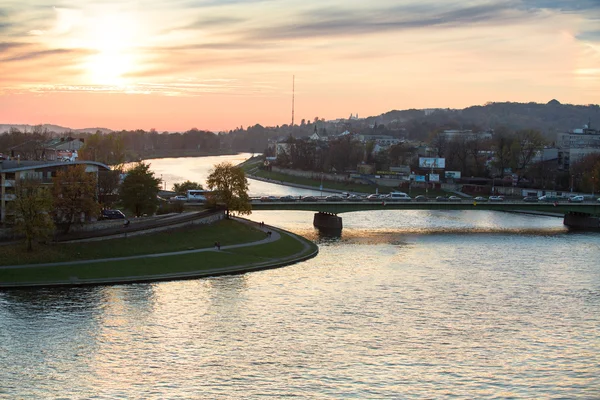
{"left": 250, "top": 193, "right": 600, "bottom": 204}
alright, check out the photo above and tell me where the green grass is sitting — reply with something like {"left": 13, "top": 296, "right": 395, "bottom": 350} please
{"left": 0, "top": 227, "right": 317, "bottom": 285}
{"left": 0, "top": 219, "right": 265, "bottom": 266}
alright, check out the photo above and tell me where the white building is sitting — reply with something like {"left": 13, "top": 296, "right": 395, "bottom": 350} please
{"left": 557, "top": 124, "right": 600, "bottom": 170}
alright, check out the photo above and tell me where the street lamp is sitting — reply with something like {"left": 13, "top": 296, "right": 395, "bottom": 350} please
{"left": 571, "top": 174, "right": 574, "bottom": 193}
{"left": 320, "top": 172, "right": 323, "bottom": 198}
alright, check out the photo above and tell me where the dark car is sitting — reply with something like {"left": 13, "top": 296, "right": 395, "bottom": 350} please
{"left": 448, "top": 196, "right": 462, "bottom": 201}
{"left": 523, "top": 196, "right": 538, "bottom": 202}
{"left": 435, "top": 196, "right": 449, "bottom": 202}
{"left": 326, "top": 195, "right": 343, "bottom": 201}
{"left": 100, "top": 209, "right": 126, "bottom": 220}
{"left": 414, "top": 195, "right": 428, "bottom": 202}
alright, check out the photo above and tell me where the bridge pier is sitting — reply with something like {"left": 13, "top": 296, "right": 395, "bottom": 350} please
{"left": 563, "top": 212, "right": 600, "bottom": 230}
{"left": 313, "top": 212, "right": 343, "bottom": 232}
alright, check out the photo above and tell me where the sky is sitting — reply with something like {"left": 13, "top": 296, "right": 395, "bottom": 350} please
{"left": 0, "top": 0, "right": 599, "bottom": 132}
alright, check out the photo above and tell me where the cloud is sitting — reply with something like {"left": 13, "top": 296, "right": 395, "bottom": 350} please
{"left": 0, "top": 42, "right": 27, "bottom": 52}
{"left": 242, "top": 2, "right": 538, "bottom": 41}
{"left": 181, "top": 15, "right": 247, "bottom": 29}
{"left": 0, "top": 48, "right": 88, "bottom": 63}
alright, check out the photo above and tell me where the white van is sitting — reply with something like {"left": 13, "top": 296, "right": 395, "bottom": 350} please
{"left": 388, "top": 192, "right": 412, "bottom": 201}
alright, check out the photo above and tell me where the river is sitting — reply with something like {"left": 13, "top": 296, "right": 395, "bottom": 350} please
{"left": 1, "top": 154, "right": 599, "bottom": 398}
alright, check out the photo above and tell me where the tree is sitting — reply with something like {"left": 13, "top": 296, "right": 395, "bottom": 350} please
{"left": 98, "top": 169, "right": 121, "bottom": 207}
{"left": 514, "top": 129, "right": 545, "bottom": 171}
{"left": 52, "top": 165, "right": 101, "bottom": 233}
{"left": 206, "top": 162, "right": 251, "bottom": 216}
{"left": 172, "top": 180, "right": 203, "bottom": 195}
{"left": 120, "top": 162, "right": 161, "bottom": 217}
{"left": 10, "top": 179, "right": 55, "bottom": 251}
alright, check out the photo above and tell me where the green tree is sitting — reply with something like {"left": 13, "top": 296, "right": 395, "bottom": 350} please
{"left": 120, "top": 162, "right": 161, "bottom": 217}
{"left": 10, "top": 179, "right": 55, "bottom": 251}
{"left": 206, "top": 162, "right": 251, "bottom": 216}
{"left": 172, "top": 180, "right": 203, "bottom": 195}
{"left": 52, "top": 165, "right": 101, "bottom": 233}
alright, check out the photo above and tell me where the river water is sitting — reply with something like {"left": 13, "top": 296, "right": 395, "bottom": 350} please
{"left": 1, "top": 155, "right": 599, "bottom": 398}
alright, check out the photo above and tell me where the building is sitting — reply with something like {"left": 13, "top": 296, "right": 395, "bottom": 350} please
{"left": 0, "top": 160, "right": 110, "bottom": 223}
{"left": 42, "top": 137, "right": 84, "bottom": 161}
{"left": 440, "top": 129, "right": 493, "bottom": 141}
{"left": 557, "top": 124, "right": 600, "bottom": 170}
{"left": 357, "top": 134, "right": 402, "bottom": 146}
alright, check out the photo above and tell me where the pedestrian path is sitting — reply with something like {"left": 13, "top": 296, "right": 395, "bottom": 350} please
{"left": 0, "top": 218, "right": 282, "bottom": 270}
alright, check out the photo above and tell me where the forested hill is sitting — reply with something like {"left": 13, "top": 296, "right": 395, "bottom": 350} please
{"left": 371, "top": 101, "right": 600, "bottom": 140}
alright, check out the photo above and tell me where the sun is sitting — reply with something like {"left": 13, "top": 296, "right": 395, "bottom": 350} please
{"left": 81, "top": 13, "right": 140, "bottom": 86}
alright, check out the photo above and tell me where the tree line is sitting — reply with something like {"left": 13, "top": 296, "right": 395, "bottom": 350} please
{"left": 9, "top": 162, "right": 251, "bottom": 251}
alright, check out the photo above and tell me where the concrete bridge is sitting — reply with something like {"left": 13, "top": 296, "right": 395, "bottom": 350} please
{"left": 250, "top": 200, "right": 600, "bottom": 231}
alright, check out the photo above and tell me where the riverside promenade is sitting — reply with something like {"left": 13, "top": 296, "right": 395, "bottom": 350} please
{"left": 0, "top": 218, "right": 318, "bottom": 289}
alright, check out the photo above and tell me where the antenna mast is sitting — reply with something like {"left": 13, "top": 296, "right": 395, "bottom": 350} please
{"left": 291, "top": 75, "right": 295, "bottom": 127}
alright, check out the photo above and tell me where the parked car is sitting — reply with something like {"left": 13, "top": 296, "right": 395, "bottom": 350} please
{"left": 170, "top": 195, "right": 188, "bottom": 201}
{"left": 523, "top": 196, "right": 538, "bottom": 202}
{"left": 260, "top": 196, "right": 278, "bottom": 202}
{"left": 489, "top": 196, "right": 505, "bottom": 202}
{"left": 367, "top": 194, "right": 381, "bottom": 201}
{"left": 100, "top": 209, "right": 126, "bottom": 220}
{"left": 448, "top": 196, "right": 462, "bottom": 201}
{"left": 568, "top": 195, "right": 584, "bottom": 203}
{"left": 435, "top": 196, "right": 449, "bottom": 202}
{"left": 301, "top": 196, "right": 317, "bottom": 202}
{"left": 474, "top": 196, "right": 488, "bottom": 202}
{"left": 414, "top": 195, "right": 428, "bottom": 202}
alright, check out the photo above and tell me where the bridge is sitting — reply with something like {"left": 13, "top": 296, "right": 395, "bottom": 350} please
{"left": 250, "top": 199, "right": 600, "bottom": 231}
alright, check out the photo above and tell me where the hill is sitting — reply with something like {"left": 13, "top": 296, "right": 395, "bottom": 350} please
{"left": 0, "top": 124, "right": 112, "bottom": 134}
{"left": 367, "top": 101, "right": 600, "bottom": 140}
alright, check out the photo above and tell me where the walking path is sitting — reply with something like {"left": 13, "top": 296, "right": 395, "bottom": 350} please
{"left": 0, "top": 218, "right": 318, "bottom": 288}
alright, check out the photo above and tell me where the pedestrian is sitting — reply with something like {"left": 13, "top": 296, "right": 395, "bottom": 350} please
{"left": 217, "top": 242, "right": 221, "bottom": 250}
{"left": 214, "top": 241, "right": 218, "bottom": 249}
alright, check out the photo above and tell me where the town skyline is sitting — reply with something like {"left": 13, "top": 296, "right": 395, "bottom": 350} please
{"left": 1, "top": 0, "right": 599, "bottom": 132}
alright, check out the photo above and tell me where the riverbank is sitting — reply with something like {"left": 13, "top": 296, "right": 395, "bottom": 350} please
{"left": 0, "top": 218, "right": 318, "bottom": 288}
{"left": 240, "top": 157, "right": 449, "bottom": 197}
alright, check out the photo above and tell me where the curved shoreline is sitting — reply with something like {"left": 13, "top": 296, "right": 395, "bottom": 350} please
{"left": 0, "top": 220, "right": 318, "bottom": 289}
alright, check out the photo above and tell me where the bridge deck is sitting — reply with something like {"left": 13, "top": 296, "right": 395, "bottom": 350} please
{"left": 250, "top": 200, "right": 600, "bottom": 215}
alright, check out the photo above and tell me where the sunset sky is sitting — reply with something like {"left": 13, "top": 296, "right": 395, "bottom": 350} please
{"left": 1, "top": 0, "right": 599, "bottom": 132}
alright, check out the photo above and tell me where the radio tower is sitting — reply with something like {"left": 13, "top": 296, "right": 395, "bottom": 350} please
{"left": 291, "top": 75, "right": 295, "bottom": 127}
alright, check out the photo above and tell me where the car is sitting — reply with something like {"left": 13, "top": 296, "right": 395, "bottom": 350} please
{"left": 538, "top": 195, "right": 559, "bottom": 202}
{"left": 326, "top": 195, "right": 343, "bottom": 201}
{"left": 170, "top": 195, "right": 188, "bottom": 201}
{"left": 523, "top": 196, "right": 538, "bottom": 202}
{"left": 568, "top": 195, "right": 584, "bottom": 203}
{"left": 414, "top": 195, "right": 428, "bottom": 202}
{"left": 279, "top": 195, "right": 296, "bottom": 202}
{"left": 301, "top": 196, "right": 317, "bottom": 202}
{"left": 474, "top": 196, "right": 488, "bottom": 202}
{"left": 489, "top": 196, "right": 505, "bottom": 202}
{"left": 435, "top": 196, "right": 449, "bottom": 202}
{"left": 100, "top": 209, "right": 126, "bottom": 220}
{"left": 448, "top": 196, "right": 462, "bottom": 201}
{"left": 366, "top": 194, "right": 381, "bottom": 201}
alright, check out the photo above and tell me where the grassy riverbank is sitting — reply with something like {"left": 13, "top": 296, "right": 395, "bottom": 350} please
{"left": 0, "top": 229, "right": 315, "bottom": 285}
{"left": 0, "top": 219, "right": 265, "bottom": 266}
